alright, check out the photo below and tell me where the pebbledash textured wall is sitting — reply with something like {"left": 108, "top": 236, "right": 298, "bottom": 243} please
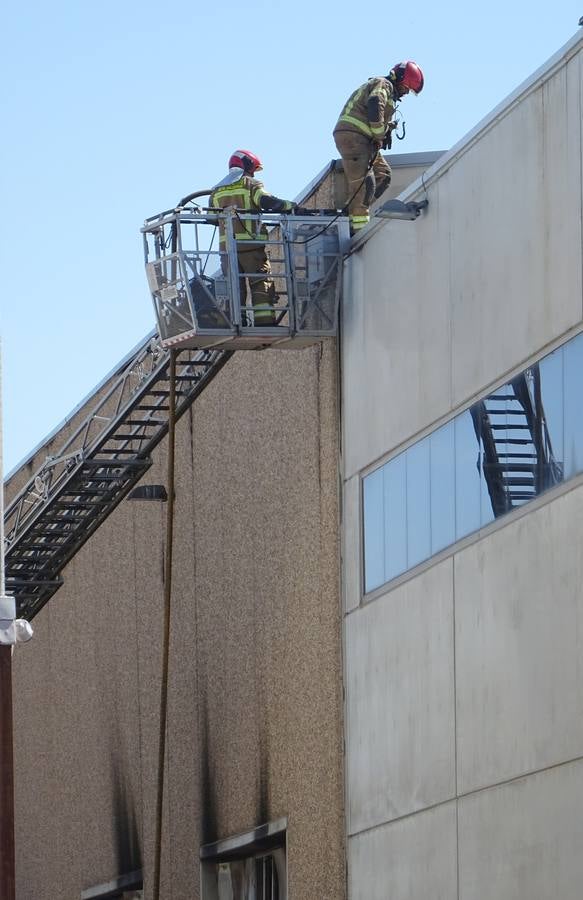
{"left": 10, "top": 340, "right": 345, "bottom": 900}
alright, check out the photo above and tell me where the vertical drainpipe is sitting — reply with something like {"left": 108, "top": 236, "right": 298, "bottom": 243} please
{"left": 0, "top": 341, "right": 16, "bottom": 900}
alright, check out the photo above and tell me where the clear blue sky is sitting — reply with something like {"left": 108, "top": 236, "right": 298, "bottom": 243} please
{"left": 2, "top": 0, "right": 582, "bottom": 474}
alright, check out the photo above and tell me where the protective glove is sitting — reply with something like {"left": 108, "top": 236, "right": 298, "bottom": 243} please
{"left": 383, "top": 121, "right": 398, "bottom": 150}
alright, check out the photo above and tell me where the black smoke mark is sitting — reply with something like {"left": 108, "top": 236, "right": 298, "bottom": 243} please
{"left": 200, "top": 695, "right": 217, "bottom": 844}
{"left": 257, "top": 729, "right": 270, "bottom": 826}
{"left": 111, "top": 753, "right": 143, "bottom": 876}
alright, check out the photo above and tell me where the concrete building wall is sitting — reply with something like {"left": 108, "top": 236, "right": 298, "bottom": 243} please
{"left": 10, "top": 342, "right": 345, "bottom": 900}
{"left": 341, "top": 33, "right": 583, "bottom": 900}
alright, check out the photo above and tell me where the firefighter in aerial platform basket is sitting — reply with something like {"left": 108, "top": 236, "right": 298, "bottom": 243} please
{"left": 333, "top": 61, "right": 424, "bottom": 234}
{"left": 209, "top": 150, "right": 295, "bottom": 326}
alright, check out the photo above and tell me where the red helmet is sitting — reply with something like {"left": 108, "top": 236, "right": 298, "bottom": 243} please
{"left": 392, "top": 61, "right": 424, "bottom": 95}
{"left": 228, "top": 149, "right": 263, "bottom": 174}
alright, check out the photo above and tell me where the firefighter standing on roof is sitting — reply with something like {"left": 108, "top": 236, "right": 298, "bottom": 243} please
{"left": 210, "top": 150, "right": 294, "bottom": 326}
{"left": 333, "top": 61, "right": 424, "bottom": 233}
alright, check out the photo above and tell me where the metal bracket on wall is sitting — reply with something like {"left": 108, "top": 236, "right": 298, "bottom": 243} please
{"left": 374, "top": 198, "right": 429, "bottom": 220}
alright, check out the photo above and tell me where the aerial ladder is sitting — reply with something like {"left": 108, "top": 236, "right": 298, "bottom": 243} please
{"left": 4, "top": 337, "right": 231, "bottom": 619}
{"left": 4, "top": 197, "right": 350, "bottom": 619}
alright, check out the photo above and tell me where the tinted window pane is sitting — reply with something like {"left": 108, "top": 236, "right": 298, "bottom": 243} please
{"left": 480, "top": 460, "right": 495, "bottom": 524}
{"left": 430, "top": 422, "right": 455, "bottom": 554}
{"left": 563, "top": 333, "right": 583, "bottom": 479}
{"left": 363, "top": 468, "right": 384, "bottom": 593}
{"left": 406, "top": 437, "right": 431, "bottom": 568}
{"left": 538, "top": 350, "right": 564, "bottom": 489}
{"left": 383, "top": 454, "right": 407, "bottom": 581}
{"left": 477, "top": 403, "right": 495, "bottom": 526}
{"left": 480, "top": 387, "right": 508, "bottom": 519}
{"left": 455, "top": 411, "right": 482, "bottom": 539}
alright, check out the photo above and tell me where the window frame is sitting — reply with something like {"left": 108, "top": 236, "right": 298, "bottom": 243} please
{"left": 200, "top": 818, "right": 287, "bottom": 900}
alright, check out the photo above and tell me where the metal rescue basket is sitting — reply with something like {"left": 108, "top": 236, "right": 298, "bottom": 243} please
{"left": 142, "top": 203, "right": 350, "bottom": 350}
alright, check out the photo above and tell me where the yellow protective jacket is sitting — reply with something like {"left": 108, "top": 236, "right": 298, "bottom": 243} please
{"left": 210, "top": 172, "right": 293, "bottom": 244}
{"left": 334, "top": 77, "right": 396, "bottom": 141}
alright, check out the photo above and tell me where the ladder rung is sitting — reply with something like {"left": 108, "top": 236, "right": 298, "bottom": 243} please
{"left": 485, "top": 463, "right": 536, "bottom": 472}
{"left": 495, "top": 452, "right": 536, "bottom": 458}
{"left": 147, "top": 388, "right": 190, "bottom": 397}
{"left": 14, "top": 541, "right": 68, "bottom": 551}
{"left": 108, "top": 434, "right": 153, "bottom": 442}
{"left": 6, "top": 577, "right": 63, "bottom": 588}
{"left": 90, "top": 448, "right": 143, "bottom": 454}
{"left": 76, "top": 472, "right": 130, "bottom": 482}
{"left": 81, "top": 458, "right": 149, "bottom": 469}
{"left": 135, "top": 405, "right": 169, "bottom": 412}
{"left": 63, "top": 486, "right": 116, "bottom": 495}
{"left": 36, "top": 512, "right": 91, "bottom": 522}
{"left": 122, "top": 418, "right": 166, "bottom": 427}
{"left": 53, "top": 500, "right": 110, "bottom": 509}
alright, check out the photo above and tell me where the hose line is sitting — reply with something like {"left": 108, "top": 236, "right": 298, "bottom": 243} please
{"left": 153, "top": 349, "right": 177, "bottom": 900}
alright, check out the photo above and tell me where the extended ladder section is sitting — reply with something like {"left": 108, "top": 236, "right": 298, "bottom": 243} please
{"left": 472, "top": 370, "right": 563, "bottom": 516}
{"left": 4, "top": 335, "right": 231, "bottom": 620}
{"left": 142, "top": 208, "right": 350, "bottom": 351}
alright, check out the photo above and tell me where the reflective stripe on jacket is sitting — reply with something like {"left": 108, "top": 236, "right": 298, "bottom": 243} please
{"left": 335, "top": 77, "right": 395, "bottom": 140}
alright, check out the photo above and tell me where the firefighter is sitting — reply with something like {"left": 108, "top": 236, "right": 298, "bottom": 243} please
{"left": 333, "top": 61, "right": 424, "bottom": 234}
{"left": 209, "top": 150, "right": 295, "bottom": 326}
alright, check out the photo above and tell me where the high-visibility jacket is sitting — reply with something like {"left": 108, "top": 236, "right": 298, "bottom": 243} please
{"left": 334, "top": 77, "right": 396, "bottom": 141}
{"left": 209, "top": 168, "right": 293, "bottom": 245}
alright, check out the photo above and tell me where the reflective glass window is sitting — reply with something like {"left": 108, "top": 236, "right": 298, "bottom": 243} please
{"left": 455, "top": 411, "right": 482, "bottom": 539}
{"left": 406, "top": 437, "right": 431, "bottom": 568}
{"left": 362, "top": 330, "right": 583, "bottom": 595}
{"left": 383, "top": 454, "right": 407, "bottom": 581}
{"left": 477, "top": 403, "right": 495, "bottom": 527}
{"left": 563, "top": 333, "right": 583, "bottom": 480}
{"left": 430, "top": 422, "right": 455, "bottom": 554}
{"left": 538, "top": 349, "right": 564, "bottom": 489}
{"left": 363, "top": 468, "right": 384, "bottom": 593}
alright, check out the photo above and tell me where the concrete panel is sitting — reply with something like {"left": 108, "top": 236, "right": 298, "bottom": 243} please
{"left": 349, "top": 801, "right": 457, "bottom": 900}
{"left": 543, "top": 56, "right": 583, "bottom": 331}
{"left": 451, "top": 71, "right": 582, "bottom": 407}
{"left": 455, "top": 486, "right": 583, "bottom": 794}
{"left": 458, "top": 759, "right": 583, "bottom": 900}
{"left": 343, "top": 475, "right": 361, "bottom": 613}
{"left": 345, "top": 559, "right": 455, "bottom": 833}
{"left": 342, "top": 173, "right": 453, "bottom": 479}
